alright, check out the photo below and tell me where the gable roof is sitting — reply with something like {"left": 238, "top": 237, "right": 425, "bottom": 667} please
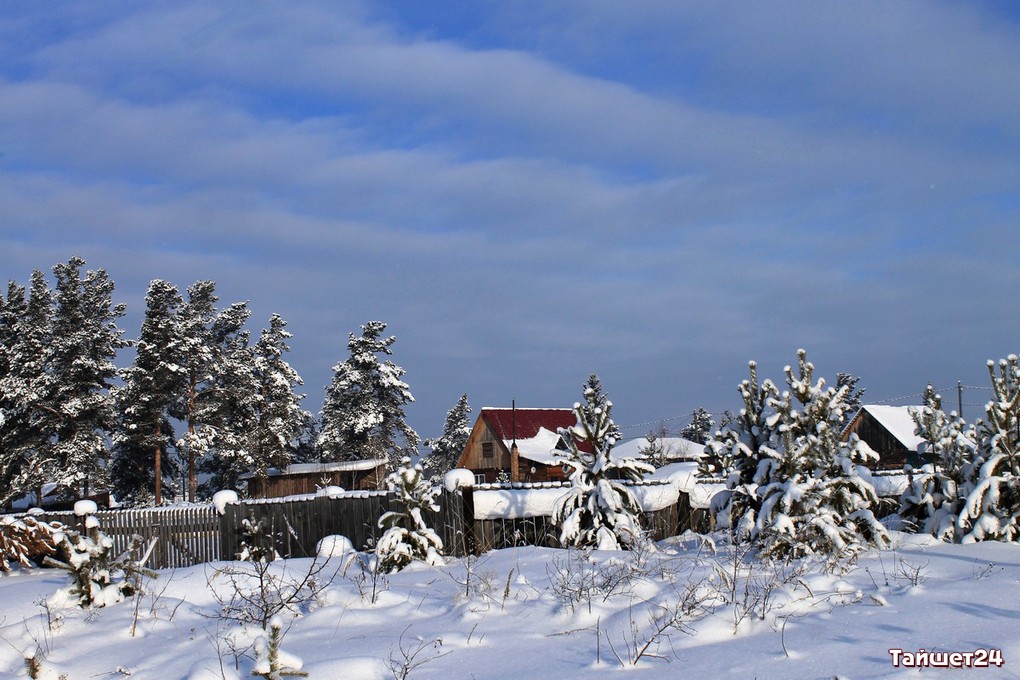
{"left": 853, "top": 405, "right": 922, "bottom": 450}
{"left": 480, "top": 407, "right": 577, "bottom": 441}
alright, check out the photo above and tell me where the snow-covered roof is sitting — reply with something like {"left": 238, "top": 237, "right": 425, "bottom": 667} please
{"left": 611, "top": 436, "right": 705, "bottom": 462}
{"left": 504, "top": 426, "right": 564, "bottom": 466}
{"left": 481, "top": 407, "right": 577, "bottom": 441}
{"left": 238, "top": 459, "right": 384, "bottom": 480}
{"left": 858, "top": 405, "right": 922, "bottom": 451}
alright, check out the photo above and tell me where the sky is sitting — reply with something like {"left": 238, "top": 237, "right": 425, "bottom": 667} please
{"left": 2, "top": 0, "right": 1020, "bottom": 441}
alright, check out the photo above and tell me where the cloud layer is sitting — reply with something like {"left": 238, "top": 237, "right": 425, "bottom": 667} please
{"left": 1, "top": 0, "right": 1018, "bottom": 435}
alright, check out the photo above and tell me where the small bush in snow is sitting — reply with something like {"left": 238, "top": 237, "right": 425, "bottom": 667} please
{"left": 376, "top": 458, "right": 444, "bottom": 573}
{"left": 44, "top": 515, "right": 154, "bottom": 608}
{"left": 252, "top": 616, "right": 308, "bottom": 679}
{"left": 553, "top": 377, "right": 653, "bottom": 551}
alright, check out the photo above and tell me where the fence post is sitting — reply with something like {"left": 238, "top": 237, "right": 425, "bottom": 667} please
{"left": 459, "top": 485, "right": 477, "bottom": 556}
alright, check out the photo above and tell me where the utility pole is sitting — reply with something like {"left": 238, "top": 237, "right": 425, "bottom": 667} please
{"left": 958, "top": 381, "right": 963, "bottom": 419}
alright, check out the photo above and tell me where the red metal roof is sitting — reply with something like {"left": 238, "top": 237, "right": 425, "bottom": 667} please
{"left": 481, "top": 408, "right": 577, "bottom": 441}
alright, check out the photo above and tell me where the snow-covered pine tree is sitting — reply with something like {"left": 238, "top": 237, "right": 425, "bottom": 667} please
{"left": 754, "top": 350, "right": 888, "bottom": 560}
{"left": 958, "top": 355, "right": 1020, "bottom": 543}
{"left": 44, "top": 511, "right": 154, "bottom": 608}
{"left": 174, "top": 281, "right": 223, "bottom": 502}
{"left": 110, "top": 280, "right": 186, "bottom": 505}
{"left": 640, "top": 422, "right": 672, "bottom": 469}
{"left": 0, "top": 273, "right": 57, "bottom": 509}
{"left": 318, "top": 321, "right": 419, "bottom": 469}
{"left": 248, "top": 314, "right": 308, "bottom": 482}
{"left": 835, "top": 372, "right": 866, "bottom": 414}
{"left": 422, "top": 393, "right": 471, "bottom": 479}
{"left": 376, "top": 457, "right": 443, "bottom": 572}
{"left": 47, "top": 258, "right": 128, "bottom": 498}
{"left": 198, "top": 301, "right": 258, "bottom": 495}
{"left": 702, "top": 360, "right": 782, "bottom": 539}
{"left": 680, "top": 408, "right": 715, "bottom": 445}
{"left": 552, "top": 381, "right": 653, "bottom": 550}
{"left": 580, "top": 374, "right": 622, "bottom": 443}
{"left": 899, "top": 385, "right": 977, "bottom": 540}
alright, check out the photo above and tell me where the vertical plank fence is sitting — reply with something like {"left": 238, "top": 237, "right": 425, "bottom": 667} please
{"left": 15, "top": 479, "right": 705, "bottom": 569}
{"left": 34, "top": 505, "right": 220, "bottom": 570}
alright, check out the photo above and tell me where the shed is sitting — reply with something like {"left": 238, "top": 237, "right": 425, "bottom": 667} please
{"left": 244, "top": 460, "right": 386, "bottom": 499}
{"left": 841, "top": 405, "right": 925, "bottom": 470}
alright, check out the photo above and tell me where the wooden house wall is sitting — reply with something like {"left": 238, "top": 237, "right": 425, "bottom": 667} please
{"left": 247, "top": 466, "right": 385, "bottom": 499}
{"left": 458, "top": 417, "right": 512, "bottom": 478}
{"left": 844, "top": 413, "right": 909, "bottom": 470}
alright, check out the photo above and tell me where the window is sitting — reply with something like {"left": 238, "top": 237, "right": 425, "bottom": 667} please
{"left": 482, "top": 442, "right": 494, "bottom": 459}
{"left": 474, "top": 473, "right": 486, "bottom": 485}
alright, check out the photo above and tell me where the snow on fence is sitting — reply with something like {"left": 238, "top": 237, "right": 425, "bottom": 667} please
{"left": 463, "top": 480, "right": 698, "bottom": 553}
{"left": 33, "top": 505, "right": 220, "bottom": 570}
{"left": 13, "top": 480, "right": 706, "bottom": 569}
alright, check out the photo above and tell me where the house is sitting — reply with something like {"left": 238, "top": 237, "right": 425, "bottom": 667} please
{"left": 244, "top": 460, "right": 387, "bottom": 499}
{"left": 841, "top": 405, "right": 925, "bottom": 470}
{"left": 456, "top": 407, "right": 588, "bottom": 484}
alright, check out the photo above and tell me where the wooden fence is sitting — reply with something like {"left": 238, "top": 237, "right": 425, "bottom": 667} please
{"left": 34, "top": 505, "right": 220, "bottom": 570}
{"left": 21, "top": 481, "right": 699, "bottom": 569}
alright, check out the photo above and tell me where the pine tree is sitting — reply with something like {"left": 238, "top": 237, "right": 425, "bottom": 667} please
{"left": 703, "top": 360, "right": 782, "bottom": 538}
{"left": 754, "top": 350, "right": 888, "bottom": 560}
{"left": 318, "top": 321, "right": 419, "bottom": 468}
{"left": 553, "top": 381, "right": 653, "bottom": 550}
{"left": 0, "top": 274, "right": 56, "bottom": 509}
{"left": 958, "top": 355, "right": 1020, "bottom": 543}
{"left": 835, "top": 372, "right": 867, "bottom": 414}
{"left": 248, "top": 314, "right": 308, "bottom": 482}
{"left": 580, "top": 374, "right": 622, "bottom": 442}
{"left": 376, "top": 457, "right": 444, "bottom": 572}
{"left": 709, "top": 351, "right": 887, "bottom": 559}
{"left": 899, "top": 385, "right": 977, "bottom": 540}
{"left": 111, "top": 280, "right": 185, "bottom": 505}
{"left": 47, "top": 258, "right": 128, "bottom": 497}
{"left": 174, "top": 281, "right": 223, "bottom": 502}
{"left": 199, "top": 301, "right": 258, "bottom": 495}
{"left": 680, "top": 407, "right": 714, "bottom": 445}
{"left": 422, "top": 393, "right": 471, "bottom": 479}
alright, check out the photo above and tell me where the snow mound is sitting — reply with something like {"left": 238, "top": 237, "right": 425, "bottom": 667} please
{"left": 316, "top": 485, "right": 345, "bottom": 497}
{"left": 73, "top": 500, "right": 97, "bottom": 516}
{"left": 212, "top": 490, "right": 238, "bottom": 515}
{"left": 444, "top": 468, "right": 475, "bottom": 491}
{"left": 317, "top": 534, "right": 355, "bottom": 559}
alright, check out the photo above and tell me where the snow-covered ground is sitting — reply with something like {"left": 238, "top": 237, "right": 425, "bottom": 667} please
{"left": 1, "top": 531, "right": 1017, "bottom": 679}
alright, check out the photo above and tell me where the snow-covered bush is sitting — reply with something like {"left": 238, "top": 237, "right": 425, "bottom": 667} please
{"left": 958, "top": 355, "right": 1020, "bottom": 543}
{"left": 899, "top": 385, "right": 977, "bottom": 540}
{"left": 44, "top": 514, "right": 153, "bottom": 608}
{"left": 252, "top": 616, "right": 308, "bottom": 679}
{"left": 552, "top": 379, "right": 653, "bottom": 551}
{"left": 236, "top": 516, "right": 280, "bottom": 563}
{"left": 0, "top": 515, "right": 63, "bottom": 571}
{"left": 708, "top": 350, "right": 888, "bottom": 560}
{"left": 376, "top": 458, "right": 443, "bottom": 573}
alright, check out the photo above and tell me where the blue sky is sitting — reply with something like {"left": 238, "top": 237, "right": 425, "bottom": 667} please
{"left": 2, "top": 0, "right": 1019, "bottom": 439}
